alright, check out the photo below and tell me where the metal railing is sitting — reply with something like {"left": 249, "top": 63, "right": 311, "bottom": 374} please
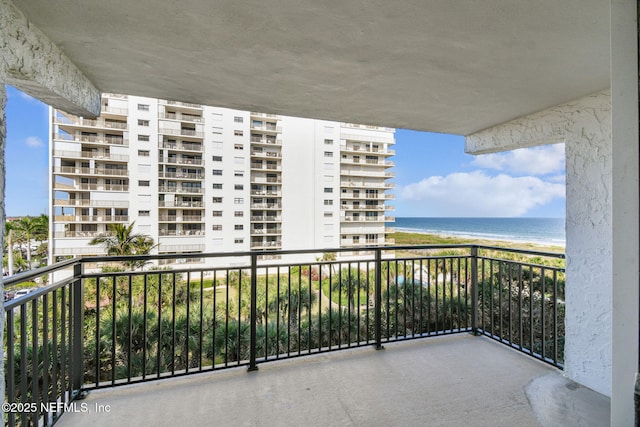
{"left": 3, "top": 245, "right": 564, "bottom": 426}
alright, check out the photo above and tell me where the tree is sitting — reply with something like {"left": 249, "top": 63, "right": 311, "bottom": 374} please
{"left": 11, "top": 215, "right": 48, "bottom": 270}
{"left": 89, "top": 222, "right": 157, "bottom": 269}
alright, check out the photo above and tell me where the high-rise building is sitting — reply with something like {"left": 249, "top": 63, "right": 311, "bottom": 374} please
{"left": 49, "top": 94, "right": 395, "bottom": 264}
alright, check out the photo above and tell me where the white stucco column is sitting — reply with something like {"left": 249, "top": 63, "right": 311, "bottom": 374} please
{"left": 466, "top": 91, "right": 613, "bottom": 399}
{"left": 610, "top": 0, "right": 639, "bottom": 425}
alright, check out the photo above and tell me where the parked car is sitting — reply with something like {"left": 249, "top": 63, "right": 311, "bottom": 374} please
{"left": 13, "top": 289, "right": 33, "bottom": 299}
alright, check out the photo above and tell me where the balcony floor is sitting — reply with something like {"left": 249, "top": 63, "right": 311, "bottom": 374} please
{"left": 58, "top": 335, "right": 609, "bottom": 427}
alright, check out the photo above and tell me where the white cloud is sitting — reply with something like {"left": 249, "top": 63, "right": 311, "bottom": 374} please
{"left": 398, "top": 171, "right": 565, "bottom": 217}
{"left": 25, "top": 136, "right": 44, "bottom": 148}
{"left": 470, "top": 143, "right": 565, "bottom": 176}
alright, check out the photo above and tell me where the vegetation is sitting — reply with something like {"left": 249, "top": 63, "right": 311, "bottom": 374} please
{"left": 89, "top": 222, "right": 157, "bottom": 269}
{"left": 4, "top": 215, "right": 49, "bottom": 274}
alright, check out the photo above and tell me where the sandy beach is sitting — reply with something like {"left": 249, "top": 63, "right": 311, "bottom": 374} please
{"left": 390, "top": 231, "right": 565, "bottom": 254}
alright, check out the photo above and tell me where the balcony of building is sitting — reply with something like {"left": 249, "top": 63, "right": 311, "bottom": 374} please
{"left": 158, "top": 170, "right": 204, "bottom": 180}
{"left": 340, "top": 143, "right": 395, "bottom": 156}
{"left": 160, "top": 141, "right": 204, "bottom": 152}
{"left": 342, "top": 215, "right": 388, "bottom": 223}
{"left": 158, "top": 112, "right": 204, "bottom": 123}
{"left": 250, "top": 134, "right": 282, "bottom": 145}
{"left": 158, "top": 199, "right": 203, "bottom": 208}
{"left": 340, "top": 169, "right": 395, "bottom": 178}
{"left": 4, "top": 245, "right": 608, "bottom": 427}
{"left": 53, "top": 133, "right": 128, "bottom": 146}
{"left": 159, "top": 156, "right": 203, "bottom": 166}
{"left": 158, "top": 228, "right": 205, "bottom": 236}
{"left": 250, "top": 121, "right": 281, "bottom": 133}
{"left": 250, "top": 149, "right": 281, "bottom": 159}
{"left": 54, "top": 114, "right": 128, "bottom": 131}
{"left": 53, "top": 214, "right": 129, "bottom": 223}
{"left": 158, "top": 185, "right": 203, "bottom": 194}
{"left": 53, "top": 166, "right": 129, "bottom": 178}
{"left": 53, "top": 199, "right": 129, "bottom": 208}
{"left": 250, "top": 161, "right": 281, "bottom": 172}
{"left": 99, "top": 105, "right": 128, "bottom": 117}
{"left": 250, "top": 214, "right": 281, "bottom": 222}
{"left": 158, "top": 128, "right": 205, "bottom": 139}
{"left": 158, "top": 100, "right": 203, "bottom": 110}
{"left": 340, "top": 157, "right": 395, "bottom": 167}
{"left": 250, "top": 226, "right": 282, "bottom": 235}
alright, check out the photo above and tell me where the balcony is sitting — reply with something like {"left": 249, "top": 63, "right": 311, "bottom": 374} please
{"left": 158, "top": 186, "right": 203, "bottom": 194}
{"left": 53, "top": 150, "right": 129, "bottom": 162}
{"left": 158, "top": 128, "right": 204, "bottom": 138}
{"left": 250, "top": 162, "right": 281, "bottom": 171}
{"left": 53, "top": 167, "right": 129, "bottom": 177}
{"left": 250, "top": 137, "right": 282, "bottom": 145}
{"left": 158, "top": 229, "right": 205, "bottom": 236}
{"left": 53, "top": 133, "right": 128, "bottom": 146}
{"left": 159, "top": 112, "right": 203, "bottom": 123}
{"left": 161, "top": 141, "right": 204, "bottom": 152}
{"left": 158, "top": 171, "right": 204, "bottom": 180}
{"left": 53, "top": 199, "right": 129, "bottom": 208}
{"left": 158, "top": 200, "right": 203, "bottom": 208}
{"left": 341, "top": 169, "right": 395, "bottom": 178}
{"left": 3, "top": 245, "right": 590, "bottom": 427}
{"left": 250, "top": 202, "right": 282, "bottom": 209}
{"left": 250, "top": 227, "right": 282, "bottom": 235}
{"left": 55, "top": 116, "right": 128, "bottom": 130}
{"left": 100, "top": 105, "right": 128, "bottom": 116}
{"left": 160, "top": 157, "right": 203, "bottom": 166}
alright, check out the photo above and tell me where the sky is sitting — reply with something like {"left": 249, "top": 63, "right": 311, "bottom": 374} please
{"left": 5, "top": 85, "right": 566, "bottom": 218}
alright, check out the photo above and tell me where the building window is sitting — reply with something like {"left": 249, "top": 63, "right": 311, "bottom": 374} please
{"left": 138, "top": 119, "right": 149, "bottom": 126}
{"left": 234, "top": 224, "right": 244, "bottom": 230}
{"left": 212, "top": 169, "right": 223, "bottom": 176}
{"left": 138, "top": 150, "right": 150, "bottom": 157}
{"left": 234, "top": 238, "right": 244, "bottom": 244}
{"left": 137, "top": 104, "right": 149, "bottom": 111}
{"left": 234, "top": 156, "right": 244, "bottom": 164}
{"left": 234, "top": 198, "right": 244, "bottom": 204}
{"left": 234, "top": 144, "right": 244, "bottom": 150}
{"left": 324, "top": 212, "right": 333, "bottom": 217}
{"left": 212, "top": 224, "right": 222, "bottom": 231}
{"left": 212, "top": 126, "right": 223, "bottom": 134}
{"left": 324, "top": 200, "right": 333, "bottom": 206}
{"left": 212, "top": 183, "right": 223, "bottom": 189}
{"left": 324, "top": 151, "right": 333, "bottom": 157}
{"left": 234, "top": 184, "right": 244, "bottom": 190}
{"left": 138, "top": 135, "right": 150, "bottom": 142}
{"left": 212, "top": 210, "right": 222, "bottom": 217}
{"left": 324, "top": 187, "right": 333, "bottom": 193}
{"left": 324, "top": 139, "right": 333, "bottom": 145}
{"left": 234, "top": 171, "right": 244, "bottom": 177}
{"left": 138, "top": 210, "right": 150, "bottom": 216}
{"left": 234, "top": 130, "right": 243, "bottom": 137}
{"left": 212, "top": 197, "right": 223, "bottom": 203}
{"left": 234, "top": 211, "right": 244, "bottom": 217}
{"left": 234, "top": 116, "right": 243, "bottom": 123}
{"left": 212, "top": 155, "right": 222, "bottom": 161}
{"left": 138, "top": 180, "right": 150, "bottom": 187}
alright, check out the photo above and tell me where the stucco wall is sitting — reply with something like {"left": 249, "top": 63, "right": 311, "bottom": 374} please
{"left": 466, "top": 91, "right": 613, "bottom": 396}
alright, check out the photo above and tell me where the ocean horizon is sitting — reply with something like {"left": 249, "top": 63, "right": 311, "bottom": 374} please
{"left": 388, "top": 217, "right": 566, "bottom": 246}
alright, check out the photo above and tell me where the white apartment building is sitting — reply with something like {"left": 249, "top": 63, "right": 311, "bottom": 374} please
{"left": 49, "top": 94, "right": 395, "bottom": 264}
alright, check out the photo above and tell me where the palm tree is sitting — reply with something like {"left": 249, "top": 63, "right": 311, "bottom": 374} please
{"left": 89, "top": 222, "right": 157, "bottom": 269}
{"left": 5, "top": 221, "right": 15, "bottom": 276}
{"left": 11, "top": 215, "right": 48, "bottom": 270}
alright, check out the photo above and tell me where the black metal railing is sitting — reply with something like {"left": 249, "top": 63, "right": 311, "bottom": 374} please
{"left": 3, "top": 245, "right": 565, "bottom": 426}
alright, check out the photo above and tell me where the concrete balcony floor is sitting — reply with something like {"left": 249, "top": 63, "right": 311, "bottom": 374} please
{"left": 58, "top": 335, "right": 609, "bottom": 427}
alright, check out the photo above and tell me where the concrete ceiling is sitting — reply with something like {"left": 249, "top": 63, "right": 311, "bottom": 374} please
{"left": 16, "top": 0, "right": 610, "bottom": 135}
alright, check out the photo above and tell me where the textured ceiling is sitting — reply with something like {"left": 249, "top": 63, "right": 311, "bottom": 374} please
{"left": 16, "top": 0, "right": 610, "bottom": 134}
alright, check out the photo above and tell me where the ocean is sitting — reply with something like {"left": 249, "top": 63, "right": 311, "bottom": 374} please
{"left": 389, "top": 217, "right": 566, "bottom": 246}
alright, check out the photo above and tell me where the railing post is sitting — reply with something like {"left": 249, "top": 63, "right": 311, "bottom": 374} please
{"left": 374, "top": 248, "right": 384, "bottom": 350}
{"left": 471, "top": 246, "right": 479, "bottom": 335}
{"left": 248, "top": 254, "right": 258, "bottom": 371}
{"left": 71, "top": 261, "right": 86, "bottom": 397}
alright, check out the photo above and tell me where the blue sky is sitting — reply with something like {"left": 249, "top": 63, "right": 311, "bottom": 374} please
{"left": 5, "top": 85, "right": 566, "bottom": 218}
